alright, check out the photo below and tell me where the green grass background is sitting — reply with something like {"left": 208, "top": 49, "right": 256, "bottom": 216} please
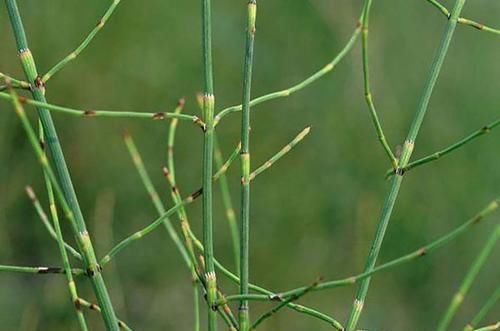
{"left": 0, "top": 0, "right": 499, "bottom": 330}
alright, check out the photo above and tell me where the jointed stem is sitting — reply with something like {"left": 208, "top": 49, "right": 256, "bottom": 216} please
{"left": 360, "top": 0, "right": 397, "bottom": 167}
{"left": 201, "top": 0, "right": 218, "bottom": 327}
{"left": 4, "top": 0, "right": 120, "bottom": 324}
{"left": 40, "top": 134, "right": 88, "bottom": 330}
{"left": 0, "top": 264, "right": 85, "bottom": 276}
{"left": 436, "top": 223, "right": 500, "bottom": 331}
{"left": 74, "top": 298, "right": 132, "bottom": 331}
{"left": 4, "top": 81, "right": 118, "bottom": 330}
{"left": 0, "top": 91, "right": 205, "bottom": 129}
{"left": 463, "top": 287, "right": 500, "bottom": 331}
{"left": 239, "top": 1, "right": 257, "bottom": 330}
{"left": 42, "top": 0, "right": 122, "bottom": 83}
{"left": 344, "top": 1, "right": 467, "bottom": 329}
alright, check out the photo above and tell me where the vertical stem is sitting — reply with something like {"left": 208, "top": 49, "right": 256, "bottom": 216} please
{"left": 201, "top": 0, "right": 217, "bottom": 328}
{"left": 39, "top": 122, "right": 88, "bottom": 331}
{"left": 239, "top": 1, "right": 257, "bottom": 330}
{"left": 4, "top": 1, "right": 119, "bottom": 330}
{"left": 437, "top": 224, "right": 500, "bottom": 331}
{"left": 344, "top": 0, "right": 466, "bottom": 329}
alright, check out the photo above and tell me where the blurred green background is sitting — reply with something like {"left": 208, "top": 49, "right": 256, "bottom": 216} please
{"left": 1, "top": 0, "right": 499, "bottom": 330}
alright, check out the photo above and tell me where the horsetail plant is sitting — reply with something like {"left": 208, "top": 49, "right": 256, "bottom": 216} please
{"left": 1, "top": 0, "right": 499, "bottom": 329}
{"left": 238, "top": 1, "right": 257, "bottom": 330}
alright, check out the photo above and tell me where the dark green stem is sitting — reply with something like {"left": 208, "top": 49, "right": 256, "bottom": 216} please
{"left": 4, "top": 1, "right": 119, "bottom": 328}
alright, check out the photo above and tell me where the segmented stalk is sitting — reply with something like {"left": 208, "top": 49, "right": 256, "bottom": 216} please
{"left": 238, "top": 1, "right": 257, "bottom": 330}
{"left": 201, "top": 0, "right": 218, "bottom": 327}
{"left": 2, "top": 12, "right": 118, "bottom": 320}
{"left": 0, "top": 91, "right": 205, "bottom": 129}
{"left": 344, "top": 1, "right": 467, "bottom": 329}
{"left": 436, "top": 224, "right": 500, "bottom": 331}
{"left": 0, "top": 264, "right": 84, "bottom": 275}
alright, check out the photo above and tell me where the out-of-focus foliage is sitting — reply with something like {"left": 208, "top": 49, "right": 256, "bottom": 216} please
{"left": 0, "top": 0, "right": 498, "bottom": 330}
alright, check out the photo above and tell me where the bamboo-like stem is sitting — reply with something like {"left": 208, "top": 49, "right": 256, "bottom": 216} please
{"left": 239, "top": 1, "right": 257, "bottom": 330}
{"left": 25, "top": 185, "right": 82, "bottom": 260}
{"left": 40, "top": 139, "right": 88, "bottom": 330}
{"left": 424, "top": 0, "right": 500, "bottom": 35}
{"left": 249, "top": 127, "right": 310, "bottom": 181}
{"left": 214, "top": 136, "right": 240, "bottom": 275}
{"left": 0, "top": 264, "right": 85, "bottom": 275}
{"left": 250, "top": 278, "right": 320, "bottom": 330}
{"left": 4, "top": 77, "right": 118, "bottom": 331}
{"left": 385, "top": 118, "right": 500, "bottom": 177}
{"left": 74, "top": 298, "right": 132, "bottom": 331}
{"left": 0, "top": 91, "right": 205, "bottom": 129}
{"left": 214, "top": 22, "right": 361, "bottom": 125}
{"left": 463, "top": 287, "right": 500, "bottom": 331}
{"left": 201, "top": 0, "right": 218, "bottom": 327}
{"left": 218, "top": 197, "right": 499, "bottom": 301}
{"left": 436, "top": 224, "right": 500, "bottom": 331}
{"left": 360, "top": 0, "right": 397, "bottom": 167}
{"left": 344, "top": 1, "right": 467, "bottom": 329}
{"left": 42, "top": 0, "right": 122, "bottom": 82}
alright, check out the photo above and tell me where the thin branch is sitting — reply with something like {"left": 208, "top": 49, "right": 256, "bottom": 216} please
{"left": 42, "top": 0, "right": 123, "bottom": 82}
{"left": 463, "top": 287, "right": 500, "bottom": 331}
{"left": 0, "top": 91, "right": 206, "bottom": 130}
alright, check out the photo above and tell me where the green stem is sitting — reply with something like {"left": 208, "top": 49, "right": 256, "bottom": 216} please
{"left": 360, "top": 0, "right": 397, "bottom": 167}
{"left": 42, "top": 0, "right": 122, "bottom": 82}
{"left": 470, "top": 323, "right": 500, "bottom": 331}
{"left": 239, "top": 1, "right": 257, "bottom": 330}
{"left": 0, "top": 72, "right": 29, "bottom": 90}
{"left": 436, "top": 224, "right": 500, "bottom": 331}
{"left": 344, "top": 1, "right": 466, "bottom": 329}
{"left": 463, "top": 287, "right": 500, "bottom": 331}
{"left": 2, "top": 19, "right": 118, "bottom": 324}
{"left": 74, "top": 298, "right": 133, "bottom": 331}
{"left": 40, "top": 134, "right": 88, "bottom": 330}
{"left": 201, "top": 0, "right": 217, "bottom": 327}
{"left": 214, "top": 21, "right": 361, "bottom": 125}
{"left": 0, "top": 264, "right": 84, "bottom": 275}
{"left": 0, "top": 91, "right": 205, "bottom": 128}
{"left": 249, "top": 127, "right": 310, "bottom": 181}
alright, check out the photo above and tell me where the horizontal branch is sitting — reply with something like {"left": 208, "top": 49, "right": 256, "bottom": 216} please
{"left": 0, "top": 264, "right": 85, "bottom": 276}
{"left": 0, "top": 91, "right": 206, "bottom": 130}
